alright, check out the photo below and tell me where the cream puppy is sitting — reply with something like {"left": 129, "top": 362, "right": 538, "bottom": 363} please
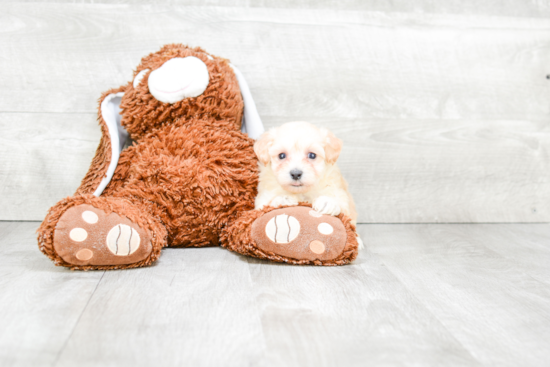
{"left": 254, "top": 121, "right": 357, "bottom": 225}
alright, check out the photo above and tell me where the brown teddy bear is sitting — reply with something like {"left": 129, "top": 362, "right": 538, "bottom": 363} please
{"left": 37, "top": 44, "right": 358, "bottom": 270}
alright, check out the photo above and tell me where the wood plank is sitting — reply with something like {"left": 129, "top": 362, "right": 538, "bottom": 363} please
{"left": 3, "top": 113, "right": 549, "bottom": 223}
{"left": 1, "top": 4, "right": 548, "bottom": 116}
{"left": 0, "top": 113, "right": 100, "bottom": 221}
{"left": 0, "top": 222, "right": 104, "bottom": 367}
{"left": 2, "top": 221, "right": 550, "bottom": 366}
{"left": 14, "top": 0, "right": 550, "bottom": 18}
{"left": 361, "top": 223, "right": 550, "bottom": 367}
{"left": 55, "top": 247, "right": 266, "bottom": 367}
{"left": 265, "top": 117, "right": 550, "bottom": 223}
{"left": 246, "top": 249, "right": 479, "bottom": 367}
{"left": 443, "top": 224, "right": 550, "bottom": 286}
{"left": 1, "top": 4, "right": 549, "bottom": 222}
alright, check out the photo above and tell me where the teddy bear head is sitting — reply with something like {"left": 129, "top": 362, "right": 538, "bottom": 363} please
{"left": 119, "top": 44, "right": 247, "bottom": 139}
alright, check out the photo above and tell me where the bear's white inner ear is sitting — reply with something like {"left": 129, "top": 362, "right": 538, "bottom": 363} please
{"left": 133, "top": 69, "right": 149, "bottom": 88}
{"left": 93, "top": 92, "right": 129, "bottom": 197}
{"left": 148, "top": 57, "right": 209, "bottom": 104}
{"left": 230, "top": 64, "right": 265, "bottom": 140}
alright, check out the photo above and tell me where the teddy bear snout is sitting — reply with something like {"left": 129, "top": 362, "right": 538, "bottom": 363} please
{"left": 148, "top": 56, "right": 210, "bottom": 104}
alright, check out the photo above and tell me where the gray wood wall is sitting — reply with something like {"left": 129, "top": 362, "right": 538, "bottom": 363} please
{"left": 1, "top": 2, "right": 549, "bottom": 223}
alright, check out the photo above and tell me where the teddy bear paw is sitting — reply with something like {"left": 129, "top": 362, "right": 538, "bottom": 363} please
{"left": 251, "top": 206, "right": 348, "bottom": 262}
{"left": 53, "top": 204, "right": 153, "bottom": 267}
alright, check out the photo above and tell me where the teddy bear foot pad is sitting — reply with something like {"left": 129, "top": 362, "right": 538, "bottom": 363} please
{"left": 53, "top": 204, "right": 153, "bottom": 267}
{"left": 252, "top": 207, "right": 348, "bottom": 261}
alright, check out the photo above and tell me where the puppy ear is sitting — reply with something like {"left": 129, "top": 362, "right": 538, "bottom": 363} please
{"left": 322, "top": 128, "right": 343, "bottom": 164}
{"left": 254, "top": 131, "right": 274, "bottom": 165}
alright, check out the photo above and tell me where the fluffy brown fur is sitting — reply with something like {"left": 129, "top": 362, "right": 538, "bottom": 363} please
{"left": 103, "top": 120, "right": 259, "bottom": 248}
{"left": 121, "top": 44, "right": 243, "bottom": 139}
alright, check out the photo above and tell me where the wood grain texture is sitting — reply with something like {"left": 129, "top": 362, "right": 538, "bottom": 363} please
{"left": 0, "top": 113, "right": 100, "bottom": 221}
{"left": 471, "top": 224, "right": 550, "bottom": 285}
{"left": 265, "top": 117, "right": 550, "bottom": 223}
{"left": 0, "top": 222, "right": 104, "bottom": 367}
{"left": 55, "top": 247, "right": 266, "bottom": 367}
{"left": 246, "top": 254, "right": 479, "bottom": 367}
{"left": 362, "top": 223, "right": 550, "bottom": 367}
{"left": 1, "top": 3, "right": 549, "bottom": 222}
{"left": 2, "top": 222, "right": 550, "bottom": 366}
{"left": 18, "top": 0, "right": 550, "bottom": 19}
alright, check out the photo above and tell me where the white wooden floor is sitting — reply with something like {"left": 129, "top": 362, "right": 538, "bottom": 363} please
{"left": 1, "top": 221, "right": 549, "bottom": 367}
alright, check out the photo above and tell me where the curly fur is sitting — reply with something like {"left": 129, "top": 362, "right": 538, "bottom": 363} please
{"left": 104, "top": 120, "right": 259, "bottom": 248}
{"left": 120, "top": 44, "right": 243, "bottom": 140}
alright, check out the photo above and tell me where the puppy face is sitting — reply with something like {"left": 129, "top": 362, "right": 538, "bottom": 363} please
{"left": 254, "top": 121, "right": 342, "bottom": 194}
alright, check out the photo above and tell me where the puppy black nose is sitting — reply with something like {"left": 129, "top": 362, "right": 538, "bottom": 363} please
{"left": 290, "top": 169, "right": 303, "bottom": 181}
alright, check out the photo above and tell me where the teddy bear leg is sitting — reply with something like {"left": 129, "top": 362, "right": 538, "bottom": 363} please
{"left": 38, "top": 194, "right": 167, "bottom": 270}
{"left": 221, "top": 205, "right": 359, "bottom": 266}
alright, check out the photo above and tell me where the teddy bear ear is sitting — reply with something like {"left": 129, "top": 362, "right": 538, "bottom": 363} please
{"left": 230, "top": 64, "right": 265, "bottom": 140}
{"left": 75, "top": 89, "right": 129, "bottom": 197}
{"left": 93, "top": 91, "right": 130, "bottom": 196}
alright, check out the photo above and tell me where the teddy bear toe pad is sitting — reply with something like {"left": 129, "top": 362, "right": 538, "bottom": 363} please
{"left": 54, "top": 204, "right": 153, "bottom": 266}
{"left": 252, "top": 207, "right": 347, "bottom": 261}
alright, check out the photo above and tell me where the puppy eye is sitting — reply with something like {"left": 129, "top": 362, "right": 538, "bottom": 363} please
{"left": 278, "top": 153, "right": 286, "bottom": 160}
{"left": 308, "top": 152, "right": 316, "bottom": 159}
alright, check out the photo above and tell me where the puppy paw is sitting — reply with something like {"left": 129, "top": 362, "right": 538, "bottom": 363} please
{"left": 313, "top": 196, "right": 341, "bottom": 216}
{"left": 270, "top": 196, "right": 299, "bottom": 208}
